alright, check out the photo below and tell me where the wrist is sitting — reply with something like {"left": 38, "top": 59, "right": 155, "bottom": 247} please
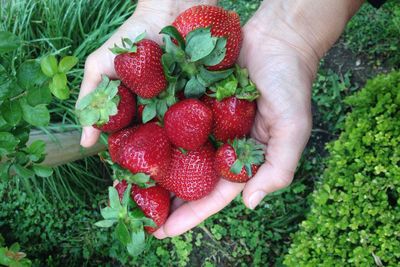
{"left": 252, "top": 0, "right": 364, "bottom": 60}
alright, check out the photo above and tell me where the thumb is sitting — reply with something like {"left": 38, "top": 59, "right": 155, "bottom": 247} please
{"left": 242, "top": 118, "right": 311, "bottom": 209}
{"left": 78, "top": 53, "right": 115, "bottom": 147}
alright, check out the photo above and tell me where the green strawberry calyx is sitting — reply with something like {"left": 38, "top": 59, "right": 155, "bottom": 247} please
{"left": 137, "top": 82, "right": 178, "bottom": 124}
{"left": 208, "top": 65, "right": 260, "bottom": 102}
{"left": 99, "top": 151, "right": 156, "bottom": 188}
{"left": 230, "top": 138, "right": 265, "bottom": 177}
{"left": 75, "top": 75, "right": 120, "bottom": 127}
{"left": 94, "top": 184, "right": 156, "bottom": 257}
{"left": 160, "top": 25, "right": 234, "bottom": 99}
{"left": 109, "top": 32, "right": 146, "bottom": 55}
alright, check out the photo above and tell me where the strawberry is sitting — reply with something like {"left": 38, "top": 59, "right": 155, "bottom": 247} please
{"left": 163, "top": 143, "right": 219, "bottom": 201}
{"left": 76, "top": 76, "right": 136, "bottom": 133}
{"left": 164, "top": 99, "right": 213, "bottom": 150}
{"left": 111, "top": 33, "right": 167, "bottom": 99}
{"left": 211, "top": 97, "right": 256, "bottom": 142}
{"left": 118, "top": 122, "right": 171, "bottom": 183}
{"left": 172, "top": 5, "right": 242, "bottom": 70}
{"left": 208, "top": 65, "right": 259, "bottom": 142}
{"left": 115, "top": 180, "right": 170, "bottom": 233}
{"left": 108, "top": 127, "right": 137, "bottom": 163}
{"left": 215, "top": 138, "right": 265, "bottom": 183}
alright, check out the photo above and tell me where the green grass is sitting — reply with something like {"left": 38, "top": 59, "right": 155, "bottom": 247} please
{"left": 0, "top": 0, "right": 399, "bottom": 266}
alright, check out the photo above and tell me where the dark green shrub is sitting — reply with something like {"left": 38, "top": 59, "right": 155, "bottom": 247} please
{"left": 284, "top": 72, "right": 400, "bottom": 266}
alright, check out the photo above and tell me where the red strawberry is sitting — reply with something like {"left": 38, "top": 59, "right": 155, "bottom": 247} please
{"left": 164, "top": 99, "right": 213, "bottom": 150}
{"left": 172, "top": 5, "right": 242, "bottom": 70}
{"left": 211, "top": 96, "right": 256, "bottom": 142}
{"left": 164, "top": 143, "right": 219, "bottom": 201}
{"left": 118, "top": 122, "right": 171, "bottom": 183}
{"left": 112, "top": 34, "right": 167, "bottom": 99}
{"left": 214, "top": 138, "right": 265, "bottom": 183}
{"left": 108, "top": 127, "right": 137, "bottom": 163}
{"left": 94, "top": 84, "right": 136, "bottom": 133}
{"left": 115, "top": 180, "right": 170, "bottom": 233}
{"left": 76, "top": 76, "right": 135, "bottom": 133}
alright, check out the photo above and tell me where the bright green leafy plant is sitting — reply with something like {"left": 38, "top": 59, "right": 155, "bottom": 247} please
{"left": 0, "top": 235, "right": 31, "bottom": 267}
{"left": 284, "top": 72, "right": 400, "bottom": 266}
{"left": 0, "top": 31, "right": 77, "bottom": 181}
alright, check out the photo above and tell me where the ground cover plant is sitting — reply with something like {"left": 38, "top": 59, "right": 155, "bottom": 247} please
{"left": 0, "top": 0, "right": 398, "bottom": 266}
{"left": 284, "top": 72, "right": 400, "bottom": 266}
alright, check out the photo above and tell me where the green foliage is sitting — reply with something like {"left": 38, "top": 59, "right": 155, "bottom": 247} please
{"left": 345, "top": 1, "right": 400, "bottom": 66}
{"left": 312, "top": 69, "right": 356, "bottom": 133}
{"left": 218, "top": 0, "right": 262, "bottom": 23}
{"left": 284, "top": 72, "right": 400, "bottom": 266}
{"left": 0, "top": 234, "right": 32, "bottom": 267}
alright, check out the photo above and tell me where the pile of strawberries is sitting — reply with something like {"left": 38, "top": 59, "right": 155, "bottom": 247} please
{"left": 76, "top": 5, "right": 265, "bottom": 256}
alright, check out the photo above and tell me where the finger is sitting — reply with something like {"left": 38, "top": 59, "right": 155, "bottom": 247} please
{"left": 243, "top": 118, "right": 311, "bottom": 209}
{"left": 153, "top": 179, "right": 244, "bottom": 239}
{"left": 171, "top": 197, "right": 185, "bottom": 212}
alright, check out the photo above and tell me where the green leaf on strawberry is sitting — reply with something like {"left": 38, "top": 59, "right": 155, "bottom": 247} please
{"left": 76, "top": 75, "right": 120, "bottom": 127}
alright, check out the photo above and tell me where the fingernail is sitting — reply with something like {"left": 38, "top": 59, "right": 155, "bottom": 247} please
{"left": 248, "top": 191, "right": 266, "bottom": 209}
{"left": 80, "top": 129, "right": 87, "bottom": 146}
{"left": 153, "top": 227, "right": 167, "bottom": 239}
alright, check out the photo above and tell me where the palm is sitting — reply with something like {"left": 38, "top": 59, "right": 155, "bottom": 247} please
{"left": 153, "top": 19, "right": 314, "bottom": 239}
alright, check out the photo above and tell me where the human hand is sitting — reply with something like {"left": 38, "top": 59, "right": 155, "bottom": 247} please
{"left": 79, "top": 0, "right": 217, "bottom": 147}
{"left": 153, "top": 0, "right": 364, "bottom": 239}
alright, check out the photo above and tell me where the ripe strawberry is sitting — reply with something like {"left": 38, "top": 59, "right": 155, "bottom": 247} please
{"left": 207, "top": 65, "right": 259, "bottom": 142}
{"left": 76, "top": 76, "right": 135, "bottom": 133}
{"left": 118, "top": 122, "right": 171, "bottom": 183}
{"left": 112, "top": 34, "right": 167, "bottom": 99}
{"left": 115, "top": 180, "right": 170, "bottom": 233}
{"left": 164, "top": 99, "right": 213, "bottom": 150}
{"left": 108, "top": 127, "right": 137, "bottom": 163}
{"left": 215, "top": 138, "right": 265, "bottom": 183}
{"left": 164, "top": 143, "right": 219, "bottom": 201}
{"left": 211, "top": 97, "right": 256, "bottom": 142}
{"left": 172, "top": 5, "right": 242, "bottom": 70}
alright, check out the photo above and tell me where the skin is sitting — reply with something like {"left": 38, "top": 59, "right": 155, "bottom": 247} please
{"left": 79, "top": 0, "right": 364, "bottom": 239}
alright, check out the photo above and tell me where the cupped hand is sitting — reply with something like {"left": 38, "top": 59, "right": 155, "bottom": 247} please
{"left": 153, "top": 2, "right": 320, "bottom": 239}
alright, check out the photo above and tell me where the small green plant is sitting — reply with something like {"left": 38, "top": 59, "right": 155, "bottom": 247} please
{"left": 284, "top": 72, "right": 400, "bottom": 266}
{"left": 0, "top": 31, "right": 78, "bottom": 181}
{"left": 0, "top": 235, "right": 31, "bottom": 267}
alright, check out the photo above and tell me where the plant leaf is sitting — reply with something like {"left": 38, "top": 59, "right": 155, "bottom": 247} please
{"left": 142, "top": 102, "right": 157, "bottom": 123}
{"left": 27, "top": 86, "right": 52, "bottom": 106}
{"left": 94, "top": 219, "right": 116, "bottom": 228}
{"left": 58, "top": 56, "right": 78, "bottom": 73}
{"left": 0, "top": 162, "right": 11, "bottom": 181}
{"left": 198, "top": 66, "right": 234, "bottom": 87}
{"left": 0, "top": 31, "right": 21, "bottom": 54}
{"left": 230, "top": 159, "right": 244, "bottom": 175}
{"left": 100, "top": 207, "right": 119, "bottom": 220}
{"left": 50, "top": 73, "right": 69, "bottom": 100}
{"left": 12, "top": 164, "right": 35, "bottom": 179}
{"left": 116, "top": 221, "right": 131, "bottom": 246}
{"left": 0, "top": 100, "right": 22, "bottom": 126}
{"left": 185, "top": 28, "right": 217, "bottom": 62}
{"left": 160, "top": 26, "right": 185, "bottom": 49}
{"left": 108, "top": 186, "right": 121, "bottom": 210}
{"left": 201, "top": 37, "right": 227, "bottom": 66}
{"left": 20, "top": 99, "right": 50, "bottom": 127}
{"left": 126, "top": 230, "right": 146, "bottom": 257}
{"left": 0, "top": 132, "right": 19, "bottom": 156}
{"left": 40, "top": 55, "right": 58, "bottom": 77}
{"left": 32, "top": 165, "right": 53, "bottom": 177}
{"left": 17, "top": 60, "right": 48, "bottom": 90}
{"left": 184, "top": 77, "right": 206, "bottom": 98}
